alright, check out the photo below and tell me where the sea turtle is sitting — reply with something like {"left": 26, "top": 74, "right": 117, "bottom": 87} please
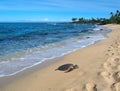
{"left": 55, "top": 63, "right": 79, "bottom": 73}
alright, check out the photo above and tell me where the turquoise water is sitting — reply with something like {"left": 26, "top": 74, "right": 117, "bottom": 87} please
{"left": 0, "top": 22, "right": 111, "bottom": 77}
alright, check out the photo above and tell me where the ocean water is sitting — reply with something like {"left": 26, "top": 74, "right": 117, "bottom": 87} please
{"left": 0, "top": 22, "right": 111, "bottom": 77}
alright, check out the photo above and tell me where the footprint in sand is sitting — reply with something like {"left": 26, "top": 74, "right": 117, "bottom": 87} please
{"left": 111, "top": 57, "right": 120, "bottom": 68}
{"left": 101, "top": 71, "right": 111, "bottom": 78}
{"left": 113, "top": 58, "right": 120, "bottom": 69}
{"left": 103, "top": 62, "right": 112, "bottom": 71}
{"left": 112, "top": 71, "right": 120, "bottom": 82}
{"left": 106, "top": 51, "right": 115, "bottom": 56}
{"left": 111, "top": 43, "right": 119, "bottom": 49}
{"left": 100, "top": 71, "right": 115, "bottom": 83}
{"left": 85, "top": 82, "right": 97, "bottom": 91}
{"left": 114, "top": 57, "right": 120, "bottom": 63}
{"left": 111, "top": 82, "right": 120, "bottom": 91}
{"left": 106, "top": 45, "right": 120, "bottom": 56}
{"left": 114, "top": 82, "right": 120, "bottom": 91}
{"left": 107, "top": 60, "right": 117, "bottom": 69}
{"left": 103, "top": 57, "right": 120, "bottom": 71}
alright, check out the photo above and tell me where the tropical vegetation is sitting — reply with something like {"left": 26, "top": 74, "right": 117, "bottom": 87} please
{"left": 72, "top": 10, "right": 120, "bottom": 25}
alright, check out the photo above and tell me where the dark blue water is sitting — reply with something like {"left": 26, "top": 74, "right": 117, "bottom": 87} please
{"left": 0, "top": 22, "right": 111, "bottom": 77}
{"left": 0, "top": 23, "right": 96, "bottom": 55}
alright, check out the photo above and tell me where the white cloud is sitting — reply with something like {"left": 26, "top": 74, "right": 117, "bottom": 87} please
{"left": 43, "top": 18, "right": 49, "bottom": 21}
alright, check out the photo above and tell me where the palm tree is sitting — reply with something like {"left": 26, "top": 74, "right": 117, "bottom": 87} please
{"left": 115, "top": 10, "right": 119, "bottom": 16}
{"left": 110, "top": 12, "right": 113, "bottom": 17}
{"left": 72, "top": 18, "right": 77, "bottom": 22}
{"left": 116, "top": 10, "right": 119, "bottom": 16}
{"left": 78, "top": 18, "right": 84, "bottom": 23}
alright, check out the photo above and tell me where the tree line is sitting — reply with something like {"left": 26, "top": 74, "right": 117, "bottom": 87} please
{"left": 72, "top": 10, "right": 120, "bottom": 25}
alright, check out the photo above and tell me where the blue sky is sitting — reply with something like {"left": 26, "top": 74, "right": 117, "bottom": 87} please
{"left": 0, "top": 0, "right": 120, "bottom": 22}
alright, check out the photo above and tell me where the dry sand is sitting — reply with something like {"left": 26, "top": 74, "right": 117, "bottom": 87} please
{"left": 0, "top": 24, "right": 120, "bottom": 91}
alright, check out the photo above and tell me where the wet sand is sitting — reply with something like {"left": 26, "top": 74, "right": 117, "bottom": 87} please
{"left": 0, "top": 24, "right": 120, "bottom": 91}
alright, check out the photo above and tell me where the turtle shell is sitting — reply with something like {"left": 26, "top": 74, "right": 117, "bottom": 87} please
{"left": 55, "top": 64, "right": 74, "bottom": 71}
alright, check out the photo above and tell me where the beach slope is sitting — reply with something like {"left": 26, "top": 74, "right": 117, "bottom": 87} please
{"left": 0, "top": 24, "right": 120, "bottom": 91}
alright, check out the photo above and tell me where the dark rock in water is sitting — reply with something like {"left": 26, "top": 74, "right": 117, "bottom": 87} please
{"left": 100, "top": 29, "right": 103, "bottom": 30}
{"left": 81, "top": 29, "right": 89, "bottom": 32}
{"left": 86, "top": 37, "right": 90, "bottom": 39}
{"left": 55, "top": 63, "right": 79, "bottom": 73}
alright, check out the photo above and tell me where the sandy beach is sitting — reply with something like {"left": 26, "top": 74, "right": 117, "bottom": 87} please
{"left": 0, "top": 24, "right": 120, "bottom": 91}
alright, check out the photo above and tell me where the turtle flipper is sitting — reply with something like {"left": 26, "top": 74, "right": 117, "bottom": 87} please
{"left": 64, "top": 67, "right": 73, "bottom": 73}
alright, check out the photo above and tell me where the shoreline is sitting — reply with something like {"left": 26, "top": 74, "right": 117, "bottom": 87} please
{"left": 0, "top": 25, "right": 109, "bottom": 77}
{"left": 0, "top": 24, "right": 120, "bottom": 91}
